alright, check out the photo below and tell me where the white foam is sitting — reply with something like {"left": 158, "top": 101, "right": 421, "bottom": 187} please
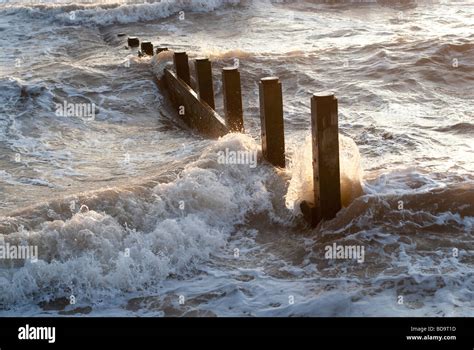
{"left": 0, "top": 134, "right": 280, "bottom": 309}
{"left": 0, "top": 0, "right": 243, "bottom": 26}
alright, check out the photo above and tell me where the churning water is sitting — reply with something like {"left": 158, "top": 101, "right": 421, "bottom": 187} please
{"left": 0, "top": 0, "right": 473, "bottom": 316}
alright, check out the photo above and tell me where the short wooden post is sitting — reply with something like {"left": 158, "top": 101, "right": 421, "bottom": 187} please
{"left": 173, "top": 51, "right": 191, "bottom": 86}
{"left": 301, "top": 93, "right": 341, "bottom": 226}
{"left": 156, "top": 47, "right": 168, "bottom": 54}
{"left": 222, "top": 67, "right": 243, "bottom": 132}
{"left": 259, "top": 77, "right": 285, "bottom": 168}
{"left": 141, "top": 41, "right": 154, "bottom": 56}
{"left": 128, "top": 37, "right": 139, "bottom": 47}
{"left": 194, "top": 58, "right": 215, "bottom": 109}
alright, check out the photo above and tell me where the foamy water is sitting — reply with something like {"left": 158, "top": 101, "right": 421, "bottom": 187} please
{"left": 0, "top": 0, "right": 473, "bottom": 316}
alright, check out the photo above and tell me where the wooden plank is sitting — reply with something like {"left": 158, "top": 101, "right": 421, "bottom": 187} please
{"left": 163, "top": 68, "right": 229, "bottom": 138}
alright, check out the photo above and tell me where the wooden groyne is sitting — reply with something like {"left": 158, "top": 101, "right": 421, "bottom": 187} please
{"left": 128, "top": 36, "right": 341, "bottom": 227}
{"left": 163, "top": 68, "right": 228, "bottom": 138}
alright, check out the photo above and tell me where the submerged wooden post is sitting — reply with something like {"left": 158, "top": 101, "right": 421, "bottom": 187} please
{"left": 194, "top": 58, "right": 215, "bottom": 109}
{"left": 301, "top": 93, "right": 341, "bottom": 226}
{"left": 156, "top": 47, "right": 169, "bottom": 54}
{"left": 141, "top": 41, "right": 154, "bottom": 56}
{"left": 173, "top": 51, "right": 191, "bottom": 86}
{"left": 222, "top": 67, "right": 243, "bottom": 132}
{"left": 128, "top": 37, "right": 139, "bottom": 47}
{"left": 259, "top": 77, "right": 285, "bottom": 168}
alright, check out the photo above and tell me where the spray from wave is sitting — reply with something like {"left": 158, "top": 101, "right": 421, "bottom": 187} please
{"left": 286, "top": 134, "right": 364, "bottom": 213}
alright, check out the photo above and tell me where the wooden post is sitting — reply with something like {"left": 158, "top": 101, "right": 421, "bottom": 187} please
{"left": 128, "top": 37, "right": 139, "bottom": 47}
{"left": 259, "top": 77, "right": 285, "bottom": 168}
{"left": 222, "top": 67, "right": 243, "bottom": 132}
{"left": 301, "top": 93, "right": 341, "bottom": 226}
{"left": 173, "top": 51, "right": 191, "bottom": 86}
{"left": 194, "top": 58, "right": 215, "bottom": 110}
{"left": 141, "top": 41, "right": 154, "bottom": 56}
{"left": 156, "top": 47, "right": 169, "bottom": 54}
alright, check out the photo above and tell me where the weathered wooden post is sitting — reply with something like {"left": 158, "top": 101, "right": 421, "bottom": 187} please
{"left": 141, "top": 41, "right": 154, "bottom": 56}
{"left": 300, "top": 93, "right": 341, "bottom": 227}
{"left": 173, "top": 51, "right": 191, "bottom": 86}
{"left": 156, "top": 47, "right": 169, "bottom": 54}
{"left": 194, "top": 58, "right": 215, "bottom": 109}
{"left": 259, "top": 77, "right": 285, "bottom": 168}
{"left": 128, "top": 37, "right": 139, "bottom": 47}
{"left": 222, "top": 67, "right": 243, "bottom": 132}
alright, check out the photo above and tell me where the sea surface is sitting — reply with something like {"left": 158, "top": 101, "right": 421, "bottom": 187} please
{"left": 0, "top": 0, "right": 473, "bottom": 316}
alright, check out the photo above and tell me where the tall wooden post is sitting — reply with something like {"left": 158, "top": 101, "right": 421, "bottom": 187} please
{"left": 194, "top": 58, "right": 215, "bottom": 109}
{"left": 259, "top": 77, "right": 285, "bottom": 168}
{"left": 301, "top": 93, "right": 341, "bottom": 226}
{"left": 173, "top": 51, "right": 191, "bottom": 86}
{"left": 222, "top": 67, "right": 243, "bottom": 132}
